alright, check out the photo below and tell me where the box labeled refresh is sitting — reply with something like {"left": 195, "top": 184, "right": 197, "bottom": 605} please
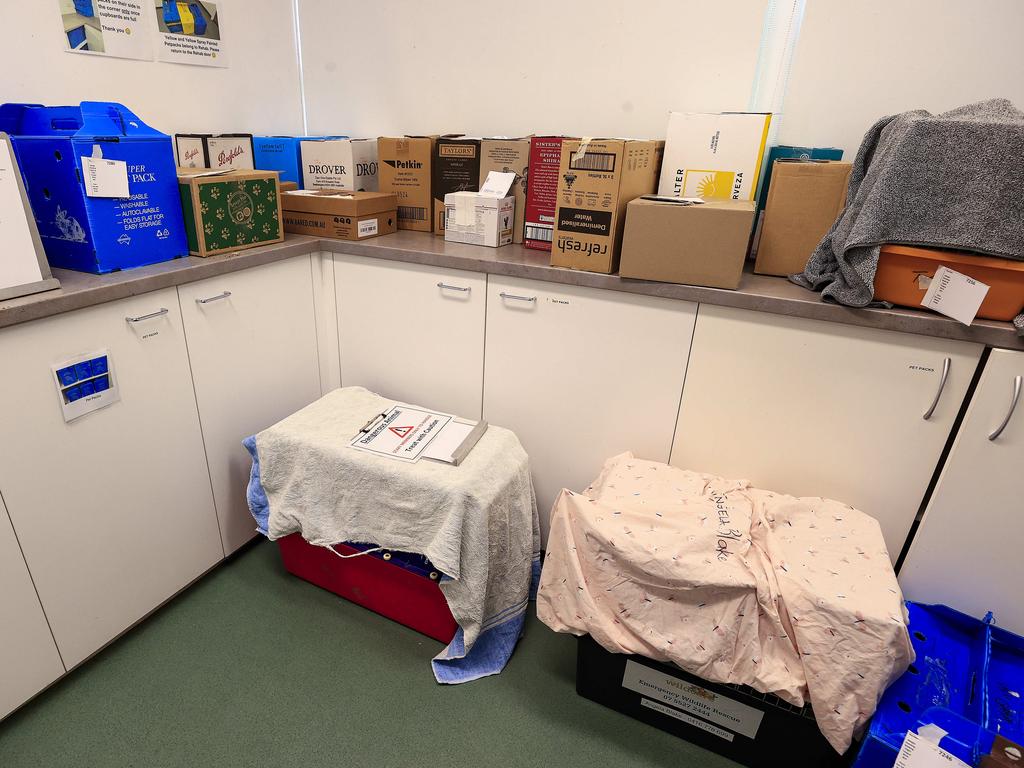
{"left": 281, "top": 189, "right": 397, "bottom": 240}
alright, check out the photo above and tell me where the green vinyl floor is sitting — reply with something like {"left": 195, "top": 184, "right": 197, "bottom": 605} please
{"left": 0, "top": 540, "right": 738, "bottom": 768}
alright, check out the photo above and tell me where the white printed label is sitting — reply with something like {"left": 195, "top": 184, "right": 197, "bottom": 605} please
{"left": 894, "top": 731, "right": 970, "bottom": 768}
{"left": 82, "top": 157, "right": 129, "bottom": 198}
{"left": 358, "top": 218, "right": 378, "bottom": 237}
{"left": 621, "top": 660, "right": 763, "bottom": 739}
{"left": 920, "top": 266, "right": 990, "bottom": 326}
{"left": 641, "top": 699, "right": 735, "bottom": 742}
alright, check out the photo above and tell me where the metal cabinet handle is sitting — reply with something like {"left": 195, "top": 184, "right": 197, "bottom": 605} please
{"left": 922, "top": 357, "right": 951, "bottom": 420}
{"left": 196, "top": 290, "right": 233, "bottom": 305}
{"left": 988, "top": 375, "right": 1022, "bottom": 441}
{"left": 125, "top": 308, "right": 169, "bottom": 323}
{"left": 436, "top": 282, "right": 470, "bottom": 293}
{"left": 499, "top": 292, "right": 537, "bottom": 303}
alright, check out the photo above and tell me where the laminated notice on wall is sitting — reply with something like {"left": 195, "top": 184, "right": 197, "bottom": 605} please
{"left": 154, "top": 0, "right": 228, "bottom": 67}
{"left": 57, "top": 0, "right": 153, "bottom": 61}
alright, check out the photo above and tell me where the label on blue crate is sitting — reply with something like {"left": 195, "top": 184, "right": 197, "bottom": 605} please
{"left": 82, "top": 156, "right": 130, "bottom": 198}
{"left": 895, "top": 731, "right": 970, "bottom": 768}
{"left": 640, "top": 699, "right": 735, "bottom": 742}
{"left": 52, "top": 349, "right": 119, "bottom": 423}
{"left": 621, "top": 660, "right": 763, "bottom": 739}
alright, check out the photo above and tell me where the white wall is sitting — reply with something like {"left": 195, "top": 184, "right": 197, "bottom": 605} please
{"left": 5, "top": 0, "right": 304, "bottom": 137}
{"left": 297, "top": 0, "right": 769, "bottom": 138}
{"left": 779, "top": 0, "right": 1024, "bottom": 155}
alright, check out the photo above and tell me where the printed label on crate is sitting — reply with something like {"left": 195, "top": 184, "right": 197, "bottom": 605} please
{"left": 895, "top": 731, "right": 970, "bottom": 768}
{"left": 621, "top": 660, "right": 764, "bottom": 739}
{"left": 640, "top": 699, "right": 735, "bottom": 742}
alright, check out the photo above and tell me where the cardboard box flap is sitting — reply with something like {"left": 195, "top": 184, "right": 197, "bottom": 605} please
{"left": 281, "top": 189, "right": 397, "bottom": 216}
{"left": 178, "top": 168, "right": 278, "bottom": 183}
{"left": 479, "top": 171, "right": 516, "bottom": 197}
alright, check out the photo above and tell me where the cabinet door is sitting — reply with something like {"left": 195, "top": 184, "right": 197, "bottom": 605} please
{"left": 900, "top": 349, "right": 1024, "bottom": 632}
{"left": 0, "top": 289, "right": 222, "bottom": 669}
{"left": 0, "top": 498, "right": 64, "bottom": 719}
{"left": 335, "top": 254, "right": 486, "bottom": 418}
{"left": 671, "top": 304, "right": 983, "bottom": 561}
{"left": 484, "top": 276, "right": 697, "bottom": 539}
{"left": 178, "top": 255, "right": 322, "bottom": 555}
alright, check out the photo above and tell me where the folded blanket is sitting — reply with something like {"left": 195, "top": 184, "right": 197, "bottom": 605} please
{"left": 245, "top": 387, "right": 540, "bottom": 683}
{"left": 791, "top": 99, "right": 1024, "bottom": 335}
{"left": 537, "top": 452, "right": 914, "bottom": 753}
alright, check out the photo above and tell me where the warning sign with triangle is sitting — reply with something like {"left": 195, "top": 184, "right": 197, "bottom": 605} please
{"left": 389, "top": 425, "right": 413, "bottom": 438}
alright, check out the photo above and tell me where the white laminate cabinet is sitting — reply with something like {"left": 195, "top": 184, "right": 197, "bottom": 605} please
{"left": 671, "top": 305, "right": 984, "bottom": 562}
{"left": 483, "top": 276, "right": 697, "bottom": 539}
{"left": 0, "top": 289, "right": 223, "bottom": 669}
{"left": 0, "top": 497, "right": 64, "bottom": 719}
{"left": 334, "top": 254, "right": 487, "bottom": 418}
{"left": 178, "top": 256, "right": 322, "bottom": 555}
{"left": 899, "top": 349, "right": 1024, "bottom": 632}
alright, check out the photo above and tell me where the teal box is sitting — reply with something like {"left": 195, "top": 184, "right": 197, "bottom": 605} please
{"left": 253, "top": 135, "right": 345, "bottom": 187}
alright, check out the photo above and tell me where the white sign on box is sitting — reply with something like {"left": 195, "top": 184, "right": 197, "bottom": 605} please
{"left": 82, "top": 156, "right": 130, "bottom": 198}
{"left": 920, "top": 266, "right": 990, "bottom": 325}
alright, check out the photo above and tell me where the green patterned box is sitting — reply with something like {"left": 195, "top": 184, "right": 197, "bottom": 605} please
{"left": 178, "top": 169, "right": 283, "bottom": 257}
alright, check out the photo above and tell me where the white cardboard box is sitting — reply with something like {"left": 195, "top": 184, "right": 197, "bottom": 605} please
{"left": 657, "top": 112, "right": 772, "bottom": 201}
{"left": 300, "top": 138, "right": 379, "bottom": 191}
{"left": 444, "top": 171, "right": 516, "bottom": 247}
{"left": 205, "top": 136, "right": 255, "bottom": 170}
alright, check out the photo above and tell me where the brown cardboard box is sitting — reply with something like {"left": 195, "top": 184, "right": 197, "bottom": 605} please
{"left": 178, "top": 169, "right": 283, "bottom": 257}
{"left": 620, "top": 199, "right": 755, "bottom": 289}
{"left": 432, "top": 137, "right": 480, "bottom": 235}
{"left": 754, "top": 160, "right": 851, "bottom": 276}
{"left": 479, "top": 138, "right": 530, "bottom": 243}
{"left": 281, "top": 190, "right": 397, "bottom": 240}
{"left": 551, "top": 138, "right": 663, "bottom": 273}
{"left": 378, "top": 136, "right": 435, "bottom": 232}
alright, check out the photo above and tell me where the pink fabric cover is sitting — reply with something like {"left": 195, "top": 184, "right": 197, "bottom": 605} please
{"left": 537, "top": 452, "right": 914, "bottom": 753}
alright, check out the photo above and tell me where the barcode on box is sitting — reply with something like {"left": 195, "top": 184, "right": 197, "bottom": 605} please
{"left": 398, "top": 206, "right": 427, "bottom": 221}
{"left": 525, "top": 225, "right": 553, "bottom": 242}
{"left": 570, "top": 152, "right": 616, "bottom": 173}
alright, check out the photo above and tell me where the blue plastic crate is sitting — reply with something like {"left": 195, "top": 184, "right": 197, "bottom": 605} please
{"left": 0, "top": 102, "right": 188, "bottom": 274}
{"left": 853, "top": 603, "right": 1024, "bottom": 767}
{"left": 73, "top": 0, "right": 95, "bottom": 17}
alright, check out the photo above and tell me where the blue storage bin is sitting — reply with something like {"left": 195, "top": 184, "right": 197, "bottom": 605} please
{"left": 66, "top": 25, "right": 88, "bottom": 49}
{"left": 79, "top": 380, "right": 95, "bottom": 397}
{"left": 853, "top": 603, "right": 1024, "bottom": 767}
{"left": 73, "top": 361, "right": 92, "bottom": 381}
{"left": 163, "top": 1, "right": 208, "bottom": 36}
{"left": 94, "top": 375, "right": 110, "bottom": 393}
{"left": 57, "top": 366, "right": 78, "bottom": 386}
{"left": 65, "top": 385, "right": 82, "bottom": 403}
{"left": 253, "top": 136, "right": 345, "bottom": 187}
{"left": 89, "top": 356, "right": 108, "bottom": 375}
{"left": 0, "top": 102, "right": 188, "bottom": 274}
{"left": 73, "top": 0, "right": 95, "bottom": 17}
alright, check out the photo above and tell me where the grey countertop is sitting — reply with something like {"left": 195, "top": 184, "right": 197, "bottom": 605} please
{"left": 3, "top": 231, "right": 1022, "bottom": 350}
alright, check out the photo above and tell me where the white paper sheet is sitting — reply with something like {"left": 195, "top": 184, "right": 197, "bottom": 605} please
{"left": 349, "top": 405, "right": 452, "bottom": 463}
{"left": 0, "top": 140, "right": 44, "bottom": 290}
{"left": 894, "top": 731, "right": 970, "bottom": 768}
{"left": 82, "top": 156, "right": 130, "bottom": 198}
{"left": 920, "top": 266, "right": 990, "bottom": 326}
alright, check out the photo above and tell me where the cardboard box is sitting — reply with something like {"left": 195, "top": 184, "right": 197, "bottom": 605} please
{"left": 576, "top": 635, "right": 844, "bottom": 768}
{"left": 524, "top": 136, "right": 574, "bottom": 251}
{"left": 479, "top": 137, "right": 530, "bottom": 243}
{"left": 178, "top": 169, "right": 283, "bottom": 257}
{"left": 432, "top": 137, "right": 480, "bottom": 234}
{"left": 300, "top": 138, "right": 379, "bottom": 191}
{"left": 174, "top": 134, "right": 255, "bottom": 170}
{"left": 657, "top": 112, "right": 771, "bottom": 200}
{"left": 281, "top": 189, "right": 397, "bottom": 240}
{"left": 378, "top": 135, "right": 435, "bottom": 231}
{"left": 754, "top": 160, "right": 851, "bottom": 276}
{"left": 443, "top": 171, "right": 516, "bottom": 247}
{"left": 620, "top": 199, "right": 755, "bottom": 289}
{"left": 253, "top": 135, "right": 345, "bottom": 187}
{"left": 550, "top": 138, "right": 662, "bottom": 273}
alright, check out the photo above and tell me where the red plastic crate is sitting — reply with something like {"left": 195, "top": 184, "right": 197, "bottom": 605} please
{"left": 277, "top": 533, "right": 458, "bottom": 644}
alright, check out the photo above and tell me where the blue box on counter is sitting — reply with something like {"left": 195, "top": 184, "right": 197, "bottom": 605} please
{"left": 253, "top": 136, "right": 345, "bottom": 187}
{"left": 0, "top": 102, "right": 188, "bottom": 274}
{"left": 853, "top": 602, "right": 1024, "bottom": 768}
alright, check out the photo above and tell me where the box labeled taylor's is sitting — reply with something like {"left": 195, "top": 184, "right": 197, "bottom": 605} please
{"left": 551, "top": 138, "right": 662, "bottom": 273}
{"left": 300, "top": 138, "right": 379, "bottom": 191}
{"left": 178, "top": 169, "right": 283, "bottom": 257}
{"left": 479, "top": 138, "right": 529, "bottom": 243}
{"left": 657, "top": 112, "right": 771, "bottom": 200}
{"left": 444, "top": 171, "right": 516, "bottom": 248}
{"left": 281, "top": 189, "right": 397, "bottom": 240}
{"left": 620, "top": 198, "right": 756, "bottom": 289}
{"left": 378, "top": 136, "right": 435, "bottom": 231}
{"left": 524, "top": 136, "right": 574, "bottom": 251}
{"left": 432, "top": 137, "right": 480, "bottom": 234}
{"left": 174, "top": 134, "right": 255, "bottom": 170}
{"left": 254, "top": 135, "right": 345, "bottom": 187}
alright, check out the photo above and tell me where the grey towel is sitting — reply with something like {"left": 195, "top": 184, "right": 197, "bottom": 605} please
{"left": 792, "top": 99, "right": 1024, "bottom": 335}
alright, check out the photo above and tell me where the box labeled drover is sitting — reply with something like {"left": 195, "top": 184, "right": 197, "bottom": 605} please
{"left": 479, "top": 138, "right": 530, "bottom": 243}
{"left": 444, "top": 171, "right": 516, "bottom": 247}
{"left": 301, "top": 138, "right": 379, "bottom": 191}
{"left": 658, "top": 112, "right": 771, "bottom": 200}
{"left": 281, "top": 189, "right": 396, "bottom": 240}
{"left": 551, "top": 138, "right": 662, "bottom": 273}
{"left": 432, "top": 137, "right": 480, "bottom": 234}
{"left": 524, "top": 136, "right": 574, "bottom": 250}
{"left": 378, "top": 135, "right": 435, "bottom": 231}
{"left": 254, "top": 135, "right": 345, "bottom": 187}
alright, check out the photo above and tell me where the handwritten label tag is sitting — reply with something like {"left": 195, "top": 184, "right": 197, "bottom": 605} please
{"left": 82, "top": 157, "right": 130, "bottom": 199}
{"left": 920, "top": 266, "right": 989, "bottom": 326}
{"left": 895, "top": 731, "right": 970, "bottom": 768}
